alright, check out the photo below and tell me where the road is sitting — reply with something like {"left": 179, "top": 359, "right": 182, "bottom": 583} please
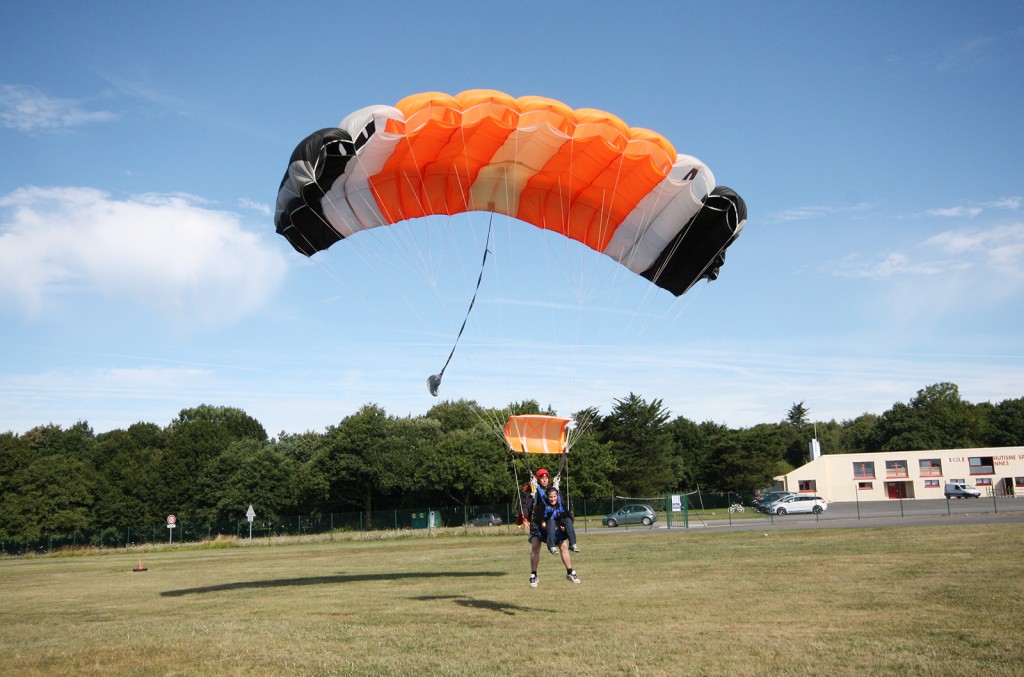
{"left": 581, "top": 497, "right": 1024, "bottom": 535}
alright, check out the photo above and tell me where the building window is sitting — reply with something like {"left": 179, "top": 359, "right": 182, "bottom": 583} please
{"left": 886, "top": 460, "right": 909, "bottom": 478}
{"left": 798, "top": 480, "right": 817, "bottom": 492}
{"left": 976, "top": 478, "right": 992, "bottom": 486}
{"left": 853, "top": 462, "right": 875, "bottom": 479}
{"left": 919, "top": 458, "right": 942, "bottom": 477}
{"left": 858, "top": 481, "right": 873, "bottom": 490}
{"left": 950, "top": 478, "right": 966, "bottom": 484}
{"left": 1016, "top": 477, "right": 1024, "bottom": 488}
{"left": 924, "top": 479, "right": 940, "bottom": 488}
{"left": 969, "top": 457, "right": 994, "bottom": 475}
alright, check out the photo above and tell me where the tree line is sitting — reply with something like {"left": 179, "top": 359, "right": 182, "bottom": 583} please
{"left": 1, "top": 382, "right": 1022, "bottom": 543}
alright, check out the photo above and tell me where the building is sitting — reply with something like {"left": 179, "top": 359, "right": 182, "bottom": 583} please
{"left": 774, "top": 446, "right": 1024, "bottom": 503}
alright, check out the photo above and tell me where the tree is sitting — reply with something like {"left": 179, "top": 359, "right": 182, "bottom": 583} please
{"left": 986, "top": 397, "right": 1024, "bottom": 446}
{"left": 161, "top": 405, "right": 268, "bottom": 516}
{"left": 419, "top": 423, "right": 506, "bottom": 507}
{"left": 598, "top": 393, "right": 674, "bottom": 496}
{"left": 786, "top": 402, "right": 809, "bottom": 430}
{"left": 313, "top": 404, "right": 436, "bottom": 525}
{"left": 425, "top": 399, "right": 487, "bottom": 432}
{"left": 811, "top": 419, "right": 844, "bottom": 456}
{"left": 200, "top": 439, "right": 299, "bottom": 521}
{"left": 839, "top": 413, "right": 880, "bottom": 452}
{"left": 562, "top": 425, "right": 614, "bottom": 501}
{"left": 703, "top": 425, "right": 786, "bottom": 493}
{"left": 171, "top": 404, "right": 267, "bottom": 442}
{"left": 0, "top": 454, "right": 101, "bottom": 540}
{"left": 666, "top": 416, "right": 709, "bottom": 489}
{"left": 276, "top": 431, "right": 332, "bottom": 514}
{"left": 872, "top": 383, "right": 984, "bottom": 451}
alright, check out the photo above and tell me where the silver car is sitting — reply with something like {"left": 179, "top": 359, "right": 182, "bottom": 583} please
{"left": 602, "top": 504, "right": 657, "bottom": 527}
{"left": 766, "top": 494, "right": 827, "bottom": 515}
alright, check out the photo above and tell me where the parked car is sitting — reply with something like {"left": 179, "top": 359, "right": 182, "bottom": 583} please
{"left": 602, "top": 504, "right": 657, "bottom": 527}
{"left": 753, "top": 491, "right": 797, "bottom": 513}
{"left": 765, "top": 494, "right": 828, "bottom": 515}
{"left": 944, "top": 482, "right": 981, "bottom": 498}
{"left": 467, "top": 513, "right": 503, "bottom": 527}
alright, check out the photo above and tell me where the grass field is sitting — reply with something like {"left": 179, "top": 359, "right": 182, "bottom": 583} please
{"left": 1, "top": 523, "right": 1022, "bottom": 676}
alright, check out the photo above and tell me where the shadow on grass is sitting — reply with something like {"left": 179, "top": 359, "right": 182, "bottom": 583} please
{"left": 411, "top": 594, "right": 553, "bottom": 616}
{"left": 161, "top": 571, "right": 505, "bottom": 597}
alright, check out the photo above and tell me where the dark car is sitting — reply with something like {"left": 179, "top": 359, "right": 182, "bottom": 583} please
{"left": 602, "top": 504, "right": 657, "bottom": 527}
{"left": 753, "top": 491, "right": 797, "bottom": 513}
{"left": 467, "top": 513, "right": 503, "bottom": 527}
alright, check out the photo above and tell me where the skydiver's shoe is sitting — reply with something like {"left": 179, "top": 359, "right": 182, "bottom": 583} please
{"left": 529, "top": 574, "right": 538, "bottom": 588}
{"left": 569, "top": 544, "right": 580, "bottom": 553}
{"left": 549, "top": 546, "right": 559, "bottom": 555}
{"left": 566, "top": 571, "right": 581, "bottom": 584}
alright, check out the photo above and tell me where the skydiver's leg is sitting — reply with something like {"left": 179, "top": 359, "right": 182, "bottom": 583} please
{"left": 530, "top": 535, "right": 541, "bottom": 573}
{"left": 545, "top": 520, "right": 559, "bottom": 552}
{"left": 561, "top": 518, "right": 578, "bottom": 548}
{"left": 558, "top": 540, "right": 572, "bottom": 570}
{"left": 558, "top": 539, "right": 579, "bottom": 582}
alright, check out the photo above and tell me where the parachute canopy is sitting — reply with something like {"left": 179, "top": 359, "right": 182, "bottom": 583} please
{"left": 504, "top": 415, "right": 572, "bottom": 455}
{"left": 275, "top": 89, "right": 746, "bottom": 296}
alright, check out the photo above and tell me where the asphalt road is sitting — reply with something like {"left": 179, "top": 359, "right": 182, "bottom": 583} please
{"left": 583, "top": 497, "right": 1024, "bottom": 534}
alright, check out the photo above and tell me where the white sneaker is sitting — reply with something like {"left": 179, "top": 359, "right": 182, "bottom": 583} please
{"left": 549, "top": 546, "right": 559, "bottom": 555}
{"left": 566, "top": 571, "right": 581, "bottom": 584}
{"left": 569, "top": 544, "right": 580, "bottom": 553}
{"left": 529, "top": 574, "right": 538, "bottom": 588}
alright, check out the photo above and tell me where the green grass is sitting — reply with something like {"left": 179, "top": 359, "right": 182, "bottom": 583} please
{"left": 1, "top": 524, "right": 1022, "bottom": 676}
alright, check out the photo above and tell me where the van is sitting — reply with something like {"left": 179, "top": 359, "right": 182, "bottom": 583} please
{"left": 944, "top": 482, "right": 981, "bottom": 499}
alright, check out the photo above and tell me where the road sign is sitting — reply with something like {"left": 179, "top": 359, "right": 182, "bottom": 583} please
{"left": 245, "top": 503, "right": 256, "bottom": 540}
{"left": 167, "top": 514, "right": 177, "bottom": 526}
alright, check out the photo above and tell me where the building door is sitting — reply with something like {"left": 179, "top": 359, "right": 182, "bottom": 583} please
{"left": 886, "top": 482, "right": 907, "bottom": 499}
{"left": 1003, "top": 478, "right": 1015, "bottom": 497}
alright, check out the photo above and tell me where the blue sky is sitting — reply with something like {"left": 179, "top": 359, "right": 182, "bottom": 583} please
{"left": 2, "top": 2, "right": 1022, "bottom": 436}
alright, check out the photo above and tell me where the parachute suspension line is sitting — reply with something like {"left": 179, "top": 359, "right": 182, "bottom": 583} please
{"left": 278, "top": 160, "right": 436, "bottom": 336}
{"left": 427, "top": 211, "right": 495, "bottom": 396}
{"left": 509, "top": 452, "right": 528, "bottom": 525}
{"left": 560, "top": 453, "right": 573, "bottom": 515}
{"left": 588, "top": 153, "right": 631, "bottom": 307}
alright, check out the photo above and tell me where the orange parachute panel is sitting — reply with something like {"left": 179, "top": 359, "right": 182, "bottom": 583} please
{"left": 503, "top": 415, "right": 572, "bottom": 455}
{"left": 369, "top": 90, "right": 677, "bottom": 244}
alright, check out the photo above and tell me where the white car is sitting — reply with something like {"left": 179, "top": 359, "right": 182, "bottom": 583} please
{"left": 766, "top": 494, "right": 828, "bottom": 515}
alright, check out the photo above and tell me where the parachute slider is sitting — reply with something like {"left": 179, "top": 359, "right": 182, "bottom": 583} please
{"left": 504, "top": 415, "right": 572, "bottom": 455}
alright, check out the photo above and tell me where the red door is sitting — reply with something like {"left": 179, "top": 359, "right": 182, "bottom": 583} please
{"left": 886, "top": 482, "right": 906, "bottom": 499}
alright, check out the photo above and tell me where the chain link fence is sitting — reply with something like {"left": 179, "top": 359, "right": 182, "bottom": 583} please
{"left": 1, "top": 495, "right": 711, "bottom": 555}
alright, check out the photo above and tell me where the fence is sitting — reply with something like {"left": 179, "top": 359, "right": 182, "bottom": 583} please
{"left": 0, "top": 494, "right": 743, "bottom": 556}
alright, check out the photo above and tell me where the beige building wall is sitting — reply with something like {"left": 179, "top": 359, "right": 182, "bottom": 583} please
{"left": 774, "top": 446, "right": 1024, "bottom": 502}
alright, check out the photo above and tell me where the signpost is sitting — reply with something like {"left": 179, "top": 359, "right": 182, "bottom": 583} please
{"left": 246, "top": 505, "right": 256, "bottom": 540}
{"left": 166, "top": 514, "right": 176, "bottom": 543}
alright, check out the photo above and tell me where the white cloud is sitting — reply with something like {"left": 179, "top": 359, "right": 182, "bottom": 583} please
{"left": 0, "top": 186, "right": 288, "bottom": 328}
{"left": 829, "top": 222, "right": 1024, "bottom": 282}
{"left": 238, "top": 198, "right": 272, "bottom": 217}
{"left": 925, "top": 206, "right": 982, "bottom": 218}
{"left": 985, "top": 196, "right": 1022, "bottom": 210}
{"left": 766, "top": 202, "right": 871, "bottom": 223}
{"left": 0, "top": 84, "right": 116, "bottom": 132}
{"left": 925, "top": 223, "right": 1024, "bottom": 276}
{"left": 828, "top": 251, "right": 958, "bottom": 279}
{"left": 936, "top": 36, "right": 996, "bottom": 73}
